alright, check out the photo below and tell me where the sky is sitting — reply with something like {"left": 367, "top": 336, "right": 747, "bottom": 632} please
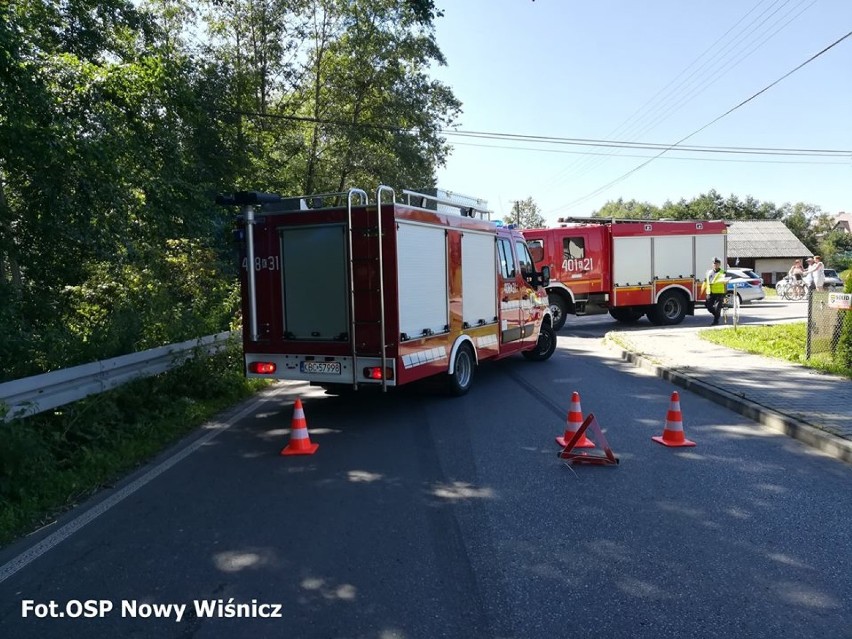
{"left": 430, "top": 0, "right": 852, "bottom": 225}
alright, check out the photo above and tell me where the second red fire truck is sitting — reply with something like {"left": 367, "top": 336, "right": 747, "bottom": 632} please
{"left": 523, "top": 218, "right": 728, "bottom": 330}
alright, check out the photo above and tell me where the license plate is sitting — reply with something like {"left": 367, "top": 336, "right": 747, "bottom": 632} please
{"left": 300, "top": 361, "right": 341, "bottom": 375}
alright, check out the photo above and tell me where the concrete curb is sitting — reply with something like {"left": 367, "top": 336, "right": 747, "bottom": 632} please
{"left": 613, "top": 345, "right": 852, "bottom": 465}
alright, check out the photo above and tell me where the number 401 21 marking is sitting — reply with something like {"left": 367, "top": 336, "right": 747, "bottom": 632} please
{"left": 561, "top": 257, "right": 593, "bottom": 272}
{"left": 242, "top": 256, "right": 280, "bottom": 271}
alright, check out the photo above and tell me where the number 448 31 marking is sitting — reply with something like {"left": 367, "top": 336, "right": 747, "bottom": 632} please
{"left": 242, "top": 256, "right": 280, "bottom": 271}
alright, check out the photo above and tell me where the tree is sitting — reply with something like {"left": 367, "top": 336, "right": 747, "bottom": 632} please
{"left": 0, "top": 0, "right": 239, "bottom": 378}
{"left": 505, "top": 197, "right": 545, "bottom": 229}
{"left": 405, "top": 0, "right": 442, "bottom": 22}
{"left": 817, "top": 229, "right": 852, "bottom": 269}
{"left": 781, "top": 202, "right": 824, "bottom": 253}
{"left": 294, "top": 0, "right": 460, "bottom": 194}
{"left": 196, "top": 0, "right": 460, "bottom": 196}
{"left": 591, "top": 198, "right": 660, "bottom": 219}
{"left": 592, "top": 191, "right": 789, "bottom": 222}
{"left": 0, "top": 0, "right": 463, "bottom": 380}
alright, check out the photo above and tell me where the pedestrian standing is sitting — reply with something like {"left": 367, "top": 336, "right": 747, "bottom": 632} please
{"left": 808, "top": 255, "right": 826, "bottom": 291}
{"left": 803, "top": 257, "right": 814, "bottom": 290}
{"left": 788, "top": 259, "right": 804, "bottom": 281}
{"left": 702, "top": 257, "right": 727, "bottom": 325}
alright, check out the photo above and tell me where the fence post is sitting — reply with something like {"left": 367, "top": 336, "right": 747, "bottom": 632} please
{"left": 805, "top": 292, "right": 813, "bottom": 360}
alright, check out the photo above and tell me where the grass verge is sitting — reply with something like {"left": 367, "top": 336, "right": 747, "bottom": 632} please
{"left": 0, "top": 340, "right": 268, "bottom": 548}
{"left": 699, "top": 322, "right": 852, "bottom": 379}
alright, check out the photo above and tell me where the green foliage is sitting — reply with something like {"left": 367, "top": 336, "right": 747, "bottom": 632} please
{"left": 0, "top": 344, "right": 267, "bottom": 547}
{"left": 504, "top": 197, "right": 546, "bottom": 229}
{"left": 1, "top": 0, "right": 456, "bottom": 381}
{"left": 591, "top": 189, "right": 789, "bottom": 222}
{"left": 835, "top": 273, "right": 852, "bottom": 370}
{"left": 817, "top": 229, "right": 852, "bottom": 271}
{"left": 700, "top": 322, "right": 852, "bottom": 379}
{"left": 592, "top": 198, "right": 661, "bottom": 220}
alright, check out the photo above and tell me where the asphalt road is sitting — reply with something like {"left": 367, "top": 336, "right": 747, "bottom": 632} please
{"left": 565, "top": 295, "right": 807, "bottom": 336}
{"left": 1, "top": 299, "right": 850, "bottom": 639}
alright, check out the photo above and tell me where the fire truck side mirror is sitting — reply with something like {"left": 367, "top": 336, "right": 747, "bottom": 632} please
{"left": 539, "top": 265, "right": 551, "bottom": 287}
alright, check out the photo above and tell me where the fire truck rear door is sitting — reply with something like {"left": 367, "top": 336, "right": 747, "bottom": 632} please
{"left": 280, "top": 224, "right": 349, "bottom": 340}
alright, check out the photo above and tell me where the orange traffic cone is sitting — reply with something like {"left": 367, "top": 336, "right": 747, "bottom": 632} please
{"left": 556, "top": 392, "right": 596, "bottom": 448}
{"left": 280, "top": 398, "right": 319, "bottom": 456}
{"left": 652, "top": 391, "right": 695, "bottom": 447}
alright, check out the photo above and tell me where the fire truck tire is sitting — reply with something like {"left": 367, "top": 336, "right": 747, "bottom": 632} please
{"left": 609, "top": 307, "right": 644, "bottom": 323}
{"left": 549, "top": 294, "right": 568, "bottom": 331}
{"left": 447, "top": 344, "right": 476, "bottom": 396}
{"left": 522, "top": 324, "right": 557, "bottom": 361}
{"left": 647, "top": 290, "right": 687, "bottom": 325}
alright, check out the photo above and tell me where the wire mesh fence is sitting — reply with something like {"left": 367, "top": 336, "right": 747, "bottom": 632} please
{"left": 806, "top": 290, "right": 852, "bottom": 364}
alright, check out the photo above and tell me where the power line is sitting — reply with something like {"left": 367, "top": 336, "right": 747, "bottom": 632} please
{"left": 537, "top": 0, "right": 815, "bottom": 191}
{"left": 552, "top": 29, "right": 852, "bottom": 214}
{"left": 448, "top": 140, "right": 850, "bottom": 165}
{"left": 626, "top": 0, "right": 818, "bottom": 152}
{"left": 216, "top": 106, "right": 852, "bottom": 157}
{"left": 440, "top": 130, "right": 851, "bottom": 156}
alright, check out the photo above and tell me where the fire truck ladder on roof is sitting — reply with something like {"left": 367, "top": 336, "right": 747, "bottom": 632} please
{"left": 346, "top": 186, "right": 388, "bottom": 391}
{"left": 401, "top": 189, "right": 492, "bottom": 220}
{"left": 556, "top": 216, "right": 641, "bottom": 226}
{"left": 556, "top": 216, "right": 728, "bottom": 226}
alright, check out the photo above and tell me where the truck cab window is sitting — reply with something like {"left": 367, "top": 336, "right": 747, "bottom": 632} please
{"left": 527, "top": 239, "right": 544, "bottom": 264}
{"left": 563, "top": 237, "right": 585, "bottom": 260}
{"left": 497, "top": 238, "right": 516, "bottom": 278}
{"left": 515, "top": 240, "right": 534, "bottom": 278}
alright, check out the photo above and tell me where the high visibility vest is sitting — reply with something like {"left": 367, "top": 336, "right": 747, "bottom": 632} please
{"left": 705, "top": 268, "right": 727, "bottom": 294}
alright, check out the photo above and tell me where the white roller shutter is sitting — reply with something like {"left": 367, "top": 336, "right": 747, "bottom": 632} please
{"left": 613, "top": 236, "right": 652, "bottom": 286}
{"left": 653, "top": 236, "right": 695, "bottom": 279}
{"left": 397, "top": 222, "right": 449, "bottom": 337}
{"left": 695, "top": 234, "right": 727, "bottom": 278}
{"left": 462, "top": 231, "right": 497, "bottom": 326}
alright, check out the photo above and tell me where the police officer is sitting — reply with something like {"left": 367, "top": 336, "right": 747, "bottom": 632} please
{"left": 702, "top": 257, "right": 727, "bottom": 326}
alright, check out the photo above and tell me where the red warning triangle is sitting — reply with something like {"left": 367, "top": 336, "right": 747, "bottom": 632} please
{"left": 557, "top": 413, "right": 619, "bottom": 466}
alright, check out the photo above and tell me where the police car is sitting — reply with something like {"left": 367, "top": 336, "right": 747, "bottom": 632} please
{"left": 725, "top": 267, "right": 766, "bottom": 303}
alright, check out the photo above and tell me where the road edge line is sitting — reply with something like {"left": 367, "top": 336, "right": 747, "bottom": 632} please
{"left": 0, "top": 386, "right": 288, "bottom": 585}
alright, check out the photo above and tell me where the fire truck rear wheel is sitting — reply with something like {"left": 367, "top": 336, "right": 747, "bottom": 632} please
{"left": 549, "top": 294, "right": 568, "bottom": 331}
{"left": 647, "top": 290, "right": 687, "bottom": 325}
{"left": 522, "top": 324, "right": 557, "bottom": 361}
{"left": 447, "top": 344, "right": 475, "bottom": 396}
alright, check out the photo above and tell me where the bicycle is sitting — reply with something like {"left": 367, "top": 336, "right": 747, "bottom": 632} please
{"left": 783, "top": 278, "right": 806, "bottom": 301}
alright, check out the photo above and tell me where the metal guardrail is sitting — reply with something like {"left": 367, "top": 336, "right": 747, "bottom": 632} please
{"left": 0, "top": 331, "right": 235, "bottom": 422}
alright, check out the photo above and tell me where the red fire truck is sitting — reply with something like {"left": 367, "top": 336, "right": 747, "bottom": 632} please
{"left": 523, "top": 218, "right": 728, "bottom": 330}
{"left": 217, "top": 186, "right": 556, "bottom": 395}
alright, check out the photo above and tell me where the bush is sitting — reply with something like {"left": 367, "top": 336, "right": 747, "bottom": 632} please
{"left": 0, "top": 342, "right": 265, "bottom": 547}
{"left": 835, "top": 275, "right": 852, "bottom": 370}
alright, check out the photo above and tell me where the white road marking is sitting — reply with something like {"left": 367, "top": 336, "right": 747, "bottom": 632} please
{"left": 0, "top": 386, "right": 289, "bottom": 585}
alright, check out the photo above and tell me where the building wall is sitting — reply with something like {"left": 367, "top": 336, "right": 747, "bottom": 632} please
{"left": 756, "top": 258, "right": 801, "bottom": 285}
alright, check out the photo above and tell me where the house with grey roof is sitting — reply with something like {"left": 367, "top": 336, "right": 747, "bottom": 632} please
{"left": 834, "top": 212, "right": 852, "bottom": 233}
{"left": 726, "top": 220, "right": 811, "bottom": 285}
